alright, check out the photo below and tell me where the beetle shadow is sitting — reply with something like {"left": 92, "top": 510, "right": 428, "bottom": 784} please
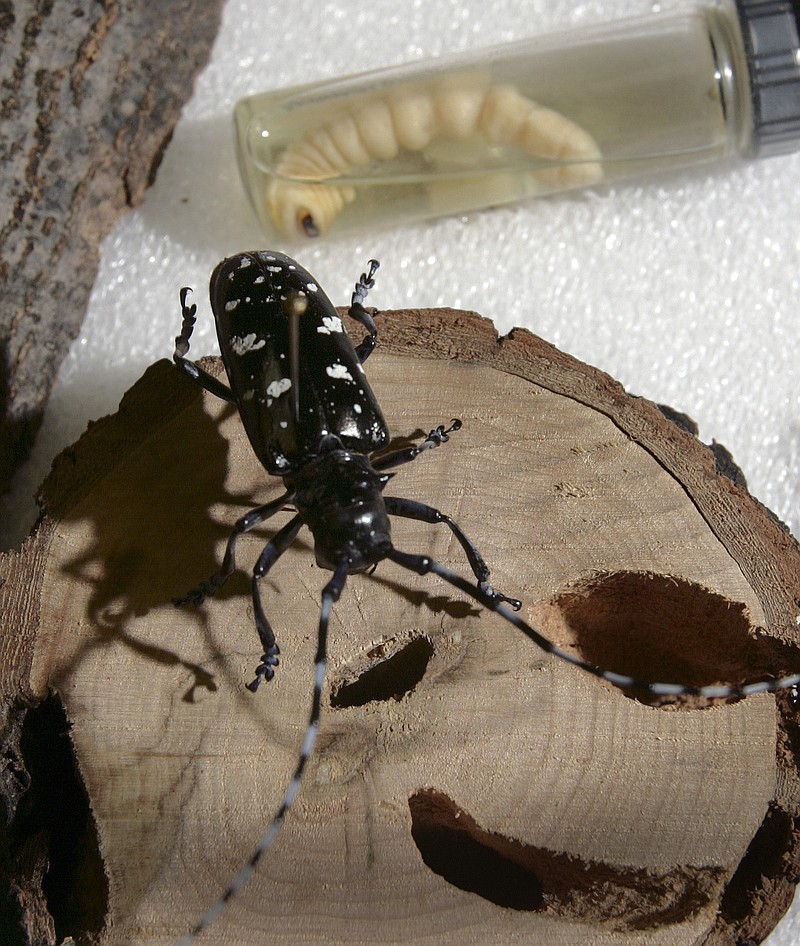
{"left": 367, "top": 570, "right": 482, "bottom": 622}
{"left": 48, "top": 365, "right": 283, "bottom": 702}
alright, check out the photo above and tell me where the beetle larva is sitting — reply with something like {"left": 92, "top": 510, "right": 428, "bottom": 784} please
{"left": 266, "top": 81, "right": 603, "bottom": 239}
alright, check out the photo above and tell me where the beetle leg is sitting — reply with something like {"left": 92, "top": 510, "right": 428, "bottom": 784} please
{"left": 173, "top": 287, "right": 237, "bottom": 403}
{"left": 348, "top": 259, "right": 380, "bottom": 363}
{"left": 373, "top": 419, "right": 462, "bottom": 472}
{"left": 175, "top": 492, "right": 294, "bottom": 607}
{"left": 384, "top": 496, "right": 522, "bottom": 610}
{"left": 248, "top": 515, "right": 305, "bottom": 691}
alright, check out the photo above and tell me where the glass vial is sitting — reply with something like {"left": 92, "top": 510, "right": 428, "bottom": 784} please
{"left": 234, "top": 0, "right": 800, "bottom": 242}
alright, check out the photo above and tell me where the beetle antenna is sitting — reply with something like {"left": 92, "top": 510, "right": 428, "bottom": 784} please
{"left": 286, "top": 292, "right": 308, "bottom": 425}
{"left": 175, "top": 560, "right": 347, "bottom": 946}
{"left": 385, "top": 548, "right": 800, "bottom": 700}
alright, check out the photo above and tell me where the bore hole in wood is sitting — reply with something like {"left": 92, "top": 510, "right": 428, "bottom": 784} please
{"left": 0, "top": 696, "right": 108, "bottom": 943}
{"left": 408, "top": 789, "right": 543, "bottom": 911}
{"left": 540, "top": 571, "right": 770, "bottom": 706}
{"left": 330, "top": 636, "right": 434, "bottom": 708}
{"left": 408, "top": 788, "right": 723, "bottom": 927}
{"left": 719, "top": 803, "right": 793, "bottom": 924}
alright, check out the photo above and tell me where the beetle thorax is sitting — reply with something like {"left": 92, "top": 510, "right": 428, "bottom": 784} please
{"left": 289, "top": 438, "right": 392, "bottom": 572}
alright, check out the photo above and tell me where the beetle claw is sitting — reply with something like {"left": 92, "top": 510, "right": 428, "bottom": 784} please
{"left": 247, "top": 647, "right": 280, "bottom": 691}
{"left": 478, "top": 581, "right": 522, "bottom": 611}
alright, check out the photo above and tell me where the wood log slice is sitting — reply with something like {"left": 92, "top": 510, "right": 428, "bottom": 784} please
{"left": 1, "top": 308, "right": 799, "bottom": 946}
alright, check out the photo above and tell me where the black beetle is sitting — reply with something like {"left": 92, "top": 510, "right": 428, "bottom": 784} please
{"left": 173, "top": 251, "right": 521, "bottom": 692}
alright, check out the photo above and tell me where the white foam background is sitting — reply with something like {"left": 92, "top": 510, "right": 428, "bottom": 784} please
{"left": 2, "top": 0, "right": 799, "bottom": 938}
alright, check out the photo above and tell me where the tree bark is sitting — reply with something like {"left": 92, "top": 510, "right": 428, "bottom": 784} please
{"left": 1, "top": 308, "right": 799, "bottom": 945}
{"left": 0, "top": 0, "right": 224, "bottom": 494}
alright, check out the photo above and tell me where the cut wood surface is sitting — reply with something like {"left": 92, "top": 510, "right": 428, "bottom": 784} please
{"left": 1, "top": 308, "right": 800, "bottom": 946}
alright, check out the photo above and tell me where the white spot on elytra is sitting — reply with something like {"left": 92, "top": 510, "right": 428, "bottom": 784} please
{"left": 279, "top": 421, "right": 288, "bottom": 428}
{"left": 225, "top": 299, "right": 239, "bottom": 312}
{"left": 327, "top": 363, "right": 353, "bottom": 381}
{"left": 317, "top": 316, "right": 343, "bottom": 335}
{"left": 266, "top": 265, "right": 282, "bottom": 273}
{"left": 307, "top": 282, "right": 318, "bottom": 292}
{"left": 354, "top": 404, "right": 362, "bottom": 413}
{"left": 254, "top": 275, "right": 265, "bottom": 284}
{"left": 266, "top": 377, "right": 292, "bottom": 398}
{"left": 239, "top": 257, "right": 253, "bottom": 268}
{"left": 230, "top": 333, "right": 265, "bottom": 356}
